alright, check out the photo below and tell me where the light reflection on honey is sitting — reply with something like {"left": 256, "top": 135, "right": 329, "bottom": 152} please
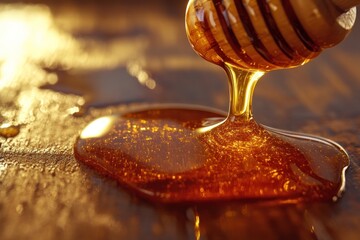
{"left": 194, "top": 210, "right": 201, "bottom": 240}
{"left": 80, "top": 116, "right": 116, "bottom": 139}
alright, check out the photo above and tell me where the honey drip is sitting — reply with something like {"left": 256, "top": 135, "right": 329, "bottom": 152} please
{"left": 74, "top": 64, "right": 349, "bottom": 203}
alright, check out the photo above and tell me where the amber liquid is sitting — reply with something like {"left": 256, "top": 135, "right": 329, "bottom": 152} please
{"left": 0, "top": 124, "right": 20, "bottom": 138}
{"left": 74, "top": 65, "right": 349, "bottom": 203}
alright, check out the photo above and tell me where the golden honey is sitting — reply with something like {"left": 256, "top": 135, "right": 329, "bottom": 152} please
{"left": 0, "top": 124, "right": 20, "bottom": 138}
{"left": 74, "top": 0, "right": 352, "bottom": 203}
{"left": 74, "top": 65, "right": 348, "bottom": 203}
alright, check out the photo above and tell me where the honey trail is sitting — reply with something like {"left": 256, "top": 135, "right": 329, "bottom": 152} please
{"left": 74, "top": 0, "right": 353, "bottom": 203}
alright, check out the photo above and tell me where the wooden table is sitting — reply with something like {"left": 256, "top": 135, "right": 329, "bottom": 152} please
{"left": 1, "top": 1, "right": 359, "bottom": 239}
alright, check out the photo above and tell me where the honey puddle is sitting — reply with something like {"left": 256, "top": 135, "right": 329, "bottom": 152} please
{"left": 74, "top": 66, "right": 349, "bottom": 203}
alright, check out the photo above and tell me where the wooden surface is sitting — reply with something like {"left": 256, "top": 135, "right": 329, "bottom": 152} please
{"left": 0, "top": 1, "right": 360, "bottom": 239}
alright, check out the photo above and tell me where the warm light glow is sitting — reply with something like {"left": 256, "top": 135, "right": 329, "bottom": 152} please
{"left": 67, "top": 106, "right": 81, "bottom": 115}
{"left": 0, "top": 4, "right": 64, "bottom": 88}
{"left": 127, "top": 60, "right": 157, "bottom": 90}
{"left": 0, "top": 4, "right": 147, "bottom": 90}
{"left": 80, "top": 116, "right": 116, "bottom": 139}
{"left": 194, "top": 210, "right": 201, "bottom": 240}
{"left": 0, "top": 3, "right": 147, "bottom": 126}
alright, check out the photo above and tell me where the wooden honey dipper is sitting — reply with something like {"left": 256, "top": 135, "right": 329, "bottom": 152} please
{"left": 186, "top": 0, "right": 358, "bottom": 71}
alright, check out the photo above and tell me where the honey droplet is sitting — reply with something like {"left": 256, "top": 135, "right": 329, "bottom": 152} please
{"left": 0, "top": 124, "right": 20, "bottom": 138}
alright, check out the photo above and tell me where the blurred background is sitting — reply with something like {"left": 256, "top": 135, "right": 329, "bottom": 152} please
{"left": 0, "top": 0, "right": 359, "bottom": 239}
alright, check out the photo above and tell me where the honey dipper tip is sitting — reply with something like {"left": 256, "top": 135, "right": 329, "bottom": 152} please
{"left": 186, "top": 0, "right": 358, "bottom": 71}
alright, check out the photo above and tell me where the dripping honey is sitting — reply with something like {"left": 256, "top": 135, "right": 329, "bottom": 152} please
{"left": 74, "top": 0, "right": 351, "bottom": 203}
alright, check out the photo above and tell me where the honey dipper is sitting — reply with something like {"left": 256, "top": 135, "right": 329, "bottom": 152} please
{"left": 186, "top": 0, "right": 358, "bottom": 71}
